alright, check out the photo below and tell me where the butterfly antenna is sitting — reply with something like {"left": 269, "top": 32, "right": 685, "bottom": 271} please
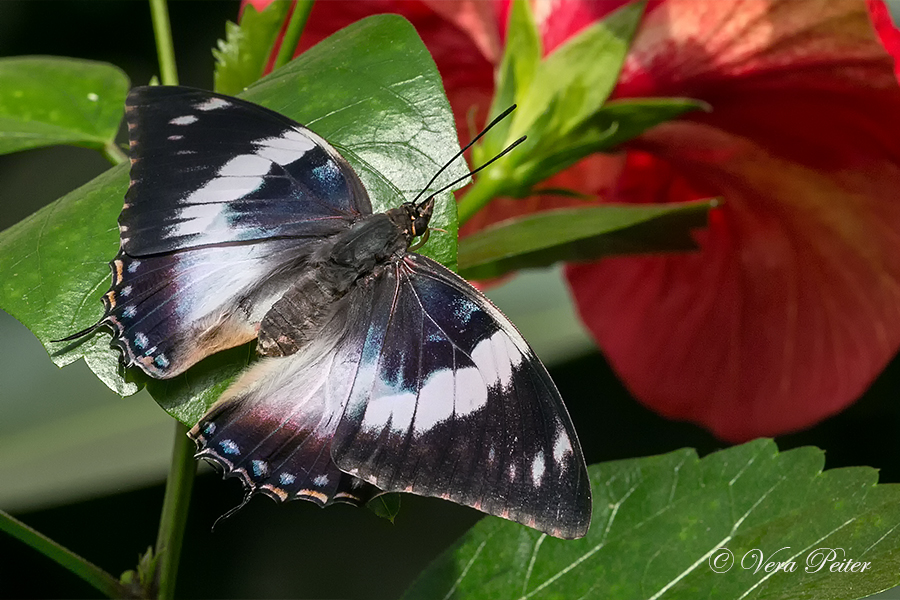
{"left": 50, "top": 320, "right": 102, "bottom": 343}
{"left": 425, "top": 135, "right": 527, "bottom": 200}
{"left": 412, "top": 104, "right": 518, "bottom": 206}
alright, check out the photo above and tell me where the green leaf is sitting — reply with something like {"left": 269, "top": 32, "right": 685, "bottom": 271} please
{"left": 509, "top": 1, "right": 644, "bottom": 143}
{"left": 479, "top": 0, "right": 541, "bottom": 161}
{"left": 515, "top": 97, "right": 709, "bottom": 189}
{"left": 0, "top": 57, "right": 128, "bottom": 155}
{"left": 403, "top": 440, "right": 900, "bottom": 600}
{"left": 367, "top": 494, "right": 402, "bottom": 523}
{"left": 460, "top": 2, "right": 661, "bottom": 224}
{"left": 458, "top": 200, "right": 714, "bottom": 280}
{"left": 504, "top": 0, "right": 541, "bottom": 108}
{"left": 591, "top": 97, "right": 711, "bottom": 148}
{"left": 213, "top": 1, "right": 292, "bottom": 95}
{"left": 148, "top": 344, "right": 253, "bottom": 425}
{"left": 0, "top": 15, "right": 466, "bottom": 424}
{"left": 0, "top": 165, "right": 135, "bottom": 394}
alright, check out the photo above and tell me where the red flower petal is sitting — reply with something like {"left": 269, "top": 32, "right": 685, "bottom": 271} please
{"left": 254, "top": 0, "right": 497, "bottom": 145}
{"left": 536, "top": 0, "right": 665, "bottom": 55}
{"left": 566, "top": 0, "right": 900, "bottom": 440}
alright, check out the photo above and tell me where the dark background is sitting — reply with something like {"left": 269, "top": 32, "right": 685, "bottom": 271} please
{"left": 1, "top": 1, "right": 899, "bottom": 598}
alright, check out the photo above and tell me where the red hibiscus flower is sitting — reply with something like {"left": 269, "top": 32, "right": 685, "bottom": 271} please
{"left": 249, "top": 0, "right": 900, "bottom": 442}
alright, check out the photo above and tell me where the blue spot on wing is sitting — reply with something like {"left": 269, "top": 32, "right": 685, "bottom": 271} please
{"left": 220, "top": 439, "right": 240, "bottom": 455}
{"left": 134, "top": 333, "right": 148, "bottom": 349}
{"left": 452, "top": 297, "right": 481, "bottom": 323}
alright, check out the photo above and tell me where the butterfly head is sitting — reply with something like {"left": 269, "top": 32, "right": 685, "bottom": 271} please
{"left": 386, "top": 197, "right": 434, "bottom": 253}
{"left": 408, "top": 197, "right": 434, "bottom": 238}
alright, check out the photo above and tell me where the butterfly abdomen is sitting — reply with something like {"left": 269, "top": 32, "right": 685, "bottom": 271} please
{"left": 257, "top": 269, "right": 349, "bottom": 357}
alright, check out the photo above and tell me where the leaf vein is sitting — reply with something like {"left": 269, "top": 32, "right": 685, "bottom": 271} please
{"left": 644, "top": 535, "right": 734, "bottom": 600}
{"left": 442, "top": 537, "right": 489, "bottom": 600}
{"left": 736, "top": 517, "right": 858, "bottom": 600}
{"left": 521, "top": 533, "right": 547, "bottom": 596}
{"left": 861, "top": 520, "right": 900, "bottom": 556}
{"left": 524, "top": 483, "right": 639, "bottom": 598}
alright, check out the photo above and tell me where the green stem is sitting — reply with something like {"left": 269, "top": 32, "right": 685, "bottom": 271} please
{"left": 456, "top": 172, "right": 507, "bottom": 226}
{"left": 272, "top": 0, "right": 314, "bottom": 71}
{"left": 154, "top": 422, "right": 196, "bottom": 600}
{"left": 147, "top": 4, "right": 194, "bottom": 598}
{"left": 0, "top": 509, "right": 130, "bottom": 598}
{"left": 149, "top": 0, "right": 179, "bottom": 85}
{"left": 102, "top": 141, "right": 128, "bottom": 166}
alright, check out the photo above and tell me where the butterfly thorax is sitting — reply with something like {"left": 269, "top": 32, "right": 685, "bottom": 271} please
{"left": 257, "top": 200, "right": 433, "bottom": 358}
{"left": 330, "top": 212, "right": 411, "bottom": 270}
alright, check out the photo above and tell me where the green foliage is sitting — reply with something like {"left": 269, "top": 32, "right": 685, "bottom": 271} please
{"left": 483, "top": 0, "right": 540, "bottom": 147}
{"left": 519, "top": 97, "right": 709, "bottom": 188}
{"left": 367, "top": 494, "right": 402, "bottom": 523}
{"left": 119, "top": 546, "right": 159, "bottom": 599}
{"left": 462, "top": 0, "right": 704, "bottom": 223}
{"left": 404, "top": 440, "right": 900, "bottom": 600}
{"left": 511, "top": 1, "right": 644, "bottom": 143}
{"left": 0, "top": 57, "right": 128, "bottom": 156}
{"left": 213, "top": 1, "right": 291, "bottom": 95}
{"left": 458, "top": 199, "right": 714, "bottom": 280}
{"left": 0, "top": 166, "right": 135, "bottom": 394}
{"left": 0, "top": 15, "right": 466, "bottom": 425}
{"left": 473, "top": 1, "right": 646, "bottom": 176}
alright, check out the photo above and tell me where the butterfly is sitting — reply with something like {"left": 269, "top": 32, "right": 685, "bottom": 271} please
{"left": 63, "top": 85, "right": 592, "bottom": 539}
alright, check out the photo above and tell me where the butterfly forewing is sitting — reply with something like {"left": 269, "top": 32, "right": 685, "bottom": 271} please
{"left": 124, "top": 86, "right": 372, "bottom": 255}
{"left": 90, "top": 87, "right": 374, "bottom": 377}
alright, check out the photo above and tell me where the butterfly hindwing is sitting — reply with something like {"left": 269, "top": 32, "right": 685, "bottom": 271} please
{"left": 189, "top": 287, "right": 380, "bottom": 507}
{"left": 187, "top": 254, "right": 590, "bottom": 537}
{"left": 101, "top": 239, "right": 321, "bottom": 377}
{"left": 332, "top": 254, "right": 592, "bottom": 539}
{"left": 84, "top": 86, "right": 374, "bottom": 377}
